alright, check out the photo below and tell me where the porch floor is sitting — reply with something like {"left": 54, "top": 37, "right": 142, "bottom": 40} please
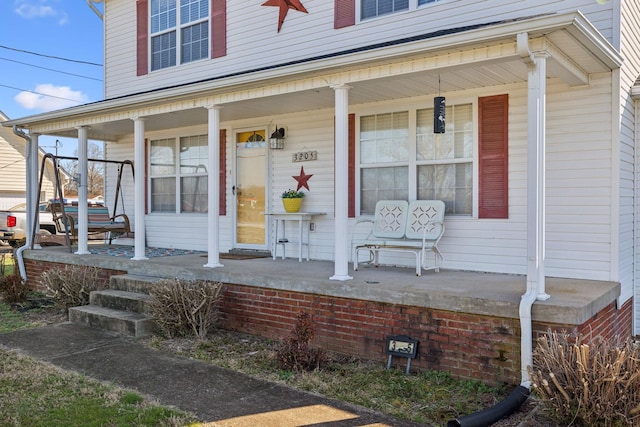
{"left": 25, "top": 245, "right": 620, "bottom": 326}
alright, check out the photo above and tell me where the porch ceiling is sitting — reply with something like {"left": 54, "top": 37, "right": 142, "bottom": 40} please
{"left": 81, "top": 60, "right": 530, "bottom": 139}
{"left": 2, "top": 11, "right": 621, "bottom": 141}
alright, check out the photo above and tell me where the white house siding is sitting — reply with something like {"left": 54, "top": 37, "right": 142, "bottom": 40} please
{"left": 0, "top": 123, "right": 57, "bottom": 209}
{"left": 103, "top": 0, "right": 615, "bottom": 99}
{"left": 545, "top": 74, "right": 614, "bottom": 281}
{"left": 103, "top": 140, "right": 136, "bottom": 229}
{"left": 620, "top": 0, "right": 640, "bottom": 334}
{"left": 619, "top": 1, "right": 640, "bottom": 308}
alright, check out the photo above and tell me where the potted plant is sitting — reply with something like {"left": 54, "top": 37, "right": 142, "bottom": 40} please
{"left": 281, "top": 189, "right": 305, "bottom": 212}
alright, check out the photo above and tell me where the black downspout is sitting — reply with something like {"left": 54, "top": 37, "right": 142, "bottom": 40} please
{"left": 446, "top": 385, "right": 530, "bottom": 427}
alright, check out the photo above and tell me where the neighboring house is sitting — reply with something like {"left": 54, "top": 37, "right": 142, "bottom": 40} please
{"left": 4, "top": 0, "right": 640, "bottom": 381}
{"left": 0, "top": 110, "right": 64, "bottom": 210}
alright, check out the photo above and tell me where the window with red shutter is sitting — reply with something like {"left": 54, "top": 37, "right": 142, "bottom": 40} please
{"left": 348, "top": 113, "right": 355, "bottom": 217}
{"left": 211, "top": 0, "right": 227, "bottom": 59}
{"left": 335, "top": 0, "right": 355, "bottom": 29}
{"left": 136, "top": 0, "right": 226, "bottom": 75}
{"left": 136, "top": 0, "right": 148, "bottom": 76}
{"left": 219, "top": 129, "right": 227, "bottom": 216}
{"left": 478, "top": 94, "right": 509, "bottom": 219}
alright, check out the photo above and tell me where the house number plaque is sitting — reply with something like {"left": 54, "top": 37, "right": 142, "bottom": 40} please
{"left": 292, "top": 150, "right": 317, "bottom": 162}
{"left": 385, "top": 335, "right": 418, "bottom": 375}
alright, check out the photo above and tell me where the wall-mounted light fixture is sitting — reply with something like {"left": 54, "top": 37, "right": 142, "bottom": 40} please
{"left": 269, "top": 126, "right": 286, "bottom": 149}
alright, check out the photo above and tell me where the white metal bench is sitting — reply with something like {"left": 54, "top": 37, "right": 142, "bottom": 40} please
{"left": 352, "top": 200, "right": 445, "bottom": 276}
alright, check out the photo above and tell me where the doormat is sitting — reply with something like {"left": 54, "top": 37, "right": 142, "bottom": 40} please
{"left": 90, "top": 246, "right": 204, "bottom": 258}
{"left": 210, "top": 252, "right": 271, "bottom": 260}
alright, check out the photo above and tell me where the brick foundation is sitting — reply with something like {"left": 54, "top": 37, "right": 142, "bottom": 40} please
{"left": 24, "top": 259, "right": 633, "bottom": 385}
{"left": 24, "top": 259, "right": 125, "bottom": 292}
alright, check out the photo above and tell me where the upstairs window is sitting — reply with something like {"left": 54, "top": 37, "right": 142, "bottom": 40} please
{"left": 361, "top": 0, "right": 408, "bottom": 19}
{"left": 347, "top": 0, "right": 441, "bottom": 23}
{"left": 150, "top": 0, "right": 209, "bottom": 71}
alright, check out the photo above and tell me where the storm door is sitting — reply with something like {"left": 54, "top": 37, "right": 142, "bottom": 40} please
{"left": 234, "top": 130, "right": 267, "bottom": 249}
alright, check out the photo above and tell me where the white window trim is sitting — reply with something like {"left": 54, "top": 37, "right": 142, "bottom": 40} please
{"left": 354, "top": 96, "right": 478, "bottom": 217}
{"left": 149, "top": 0, "right": 210, "bottom": 72}
{"left": 148, "top": 134, "right": 209, "bottom": 214}
{"left": 357, "top": 0, "right": 442, "bottom": 23}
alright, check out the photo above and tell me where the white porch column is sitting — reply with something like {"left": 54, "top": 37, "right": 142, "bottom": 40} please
{"left": 28, "top": 133, "right": 40, "bottom": 248}
{"left": 204, "top": 105, "right": 223, "bottom": 268}
{"left": 526, "top": 50, "right": 550, "bottom": 302}
{"left": 330, "top": 84, "right": 353, "bottom": 281}
{"left": 75, "top": 126, "right": 90, "bottom": 255}
{"left": 132, "top": 117, "right": 148, "bottom": 260}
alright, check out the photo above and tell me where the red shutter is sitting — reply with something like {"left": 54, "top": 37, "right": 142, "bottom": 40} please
{"left": 335, "top": 0, "right": 355, "bottom": 29}
{"left": 348, "top": 113, "right": 356, "bottom": 217}
{"left": 219, "top": 129, "right": 227, "bottom": 216}
{"left": 478, "top": 94, "right": 509, "bottom": 219}
{"left": 144, "top": 139, "right": 149, "bottom": 214}
{"left": 211, "top": 0, "right": 227, "bottom": 58}
{"left": 136, "top": 0, "right": 149, "bottom": 76}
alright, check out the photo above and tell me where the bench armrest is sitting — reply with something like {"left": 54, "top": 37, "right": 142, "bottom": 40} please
{"left": 110, "top": 213, "right": 131, "bottom": 231}
{"left": 421, "top": 220, "right": 445, "bottom": 246}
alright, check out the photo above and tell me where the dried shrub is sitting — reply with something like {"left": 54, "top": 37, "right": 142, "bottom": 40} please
{"left": 529, "top": 330, "right": 640, "bottom": 426}
{"left": 0, "top": 273, "right": 30, "bottom": 303}
{"left": 40, "top": 265, "right": 105, "bottom": 310}
{"left": 276, "top": 311, "right": 327, "bottom": 372}
{"left": 148, "top": 279, "right": 223, "bottom": 339}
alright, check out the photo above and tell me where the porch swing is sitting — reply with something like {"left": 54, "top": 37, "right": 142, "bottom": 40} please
{"left": 31, "top": 153, "right": 135, "bottom": 252}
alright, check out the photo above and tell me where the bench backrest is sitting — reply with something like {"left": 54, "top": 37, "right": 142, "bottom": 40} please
{"left": 404, "top": 200, "right": 445, "bottom": 240}
{"left": 371, "top": 200, "right": 409, "bottom": 238}
{"left": 51, "top": 203, "right": 113, "bottom": 230}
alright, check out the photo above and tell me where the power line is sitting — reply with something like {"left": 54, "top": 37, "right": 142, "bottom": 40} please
{"left": 0, "top": 83, "right": 86, "bottom": 103}
{"left": 0, "top": 44, "right": 102, "bottom": 67}
{"left": 0, "top": 57, "right": 102, "bottom": 82}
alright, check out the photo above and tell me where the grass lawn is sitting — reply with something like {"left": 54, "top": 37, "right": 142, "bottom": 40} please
{"left": 1, "top": 300, "right": 529, "bottom": 426}
{"left": 0, "top": 251, "right": 14, "bottom": 277}
{"left": 0, "top": 303, "right": 198, "bottom": 426}
{"left": 0, "top": 348, "right": 198, "bottom": 427}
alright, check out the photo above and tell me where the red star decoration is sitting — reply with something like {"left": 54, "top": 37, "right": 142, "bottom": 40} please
{"left": 293, "top": 166, "right": 313, "bottom": 191}
{"left": 262, "top": 0, "right": 308, "bottom": 32}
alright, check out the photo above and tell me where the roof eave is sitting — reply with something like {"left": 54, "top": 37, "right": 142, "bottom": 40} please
{"left": 2, "top": 11, "right": 622, "bottom": 130}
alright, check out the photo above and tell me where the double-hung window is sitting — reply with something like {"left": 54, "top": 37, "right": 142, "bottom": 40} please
{"left": 360, "top": 0, "right": 440, "bottom": 20}
{"left": 150, "top": 135, "right": 208, "bottom": 213}
{"left": 359, "top": 103, "right": 473, "bottom": 215}
{"left": 150, "top": 0, "right": 209, "bottom": 71}
{"left": 361, "top": 0, "right": 408, "bottom": 19}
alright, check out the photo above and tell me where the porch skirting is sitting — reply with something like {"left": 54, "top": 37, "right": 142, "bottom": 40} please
{"left": 22, "top": 249, "right": 631, "bottom": 385}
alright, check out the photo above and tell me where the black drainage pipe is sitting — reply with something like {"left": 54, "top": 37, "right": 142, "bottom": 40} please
{"left": 446, "top": 385, "right": 530, "bottom": 427}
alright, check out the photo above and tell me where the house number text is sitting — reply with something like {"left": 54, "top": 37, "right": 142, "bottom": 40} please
{"left": 292, "top": 150, "right": 318, "bottom": 162}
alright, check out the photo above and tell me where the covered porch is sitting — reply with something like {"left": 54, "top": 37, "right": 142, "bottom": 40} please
{"left": 22, "top": 245, "right": 624, "bottom": 385}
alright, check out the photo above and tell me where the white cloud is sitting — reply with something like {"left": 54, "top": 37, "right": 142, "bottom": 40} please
{"left": 14, "top": 0, "right": 67, "bottom": 24}
{"left": 14, "top": 83, "right": 90, "bottom": 112}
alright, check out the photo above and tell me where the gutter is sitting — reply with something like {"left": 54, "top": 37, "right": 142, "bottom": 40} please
{"left": 447, "top": 31, "right": 544, "bottom": 426}
{"left": 11, "top": 126, "right": 31, "bottom": 281}
{"left": 446, "top": 285, "right": 536, "bottom": 427}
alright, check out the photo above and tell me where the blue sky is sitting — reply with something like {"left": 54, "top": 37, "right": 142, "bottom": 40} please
{"left": 1, "top": 0, "right": 105, "bottom": 156}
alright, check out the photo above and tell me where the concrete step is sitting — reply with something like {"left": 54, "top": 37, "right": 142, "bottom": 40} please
{"left": 109, "top": 274, "right": 161, "bottom": 294}
{"left": 90, "top": 289, "right": 152, "bottom": 314}
{"left": 69, "top": 305, "right": 155, "bottom": 338}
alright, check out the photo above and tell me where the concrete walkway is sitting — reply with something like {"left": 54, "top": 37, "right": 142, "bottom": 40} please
{"left": 0, "top": 322, "right": 422, "bottom": 426}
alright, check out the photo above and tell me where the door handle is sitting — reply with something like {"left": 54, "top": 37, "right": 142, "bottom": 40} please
{"left": 232, "top": 185, "right": 236, "bottom": 195}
